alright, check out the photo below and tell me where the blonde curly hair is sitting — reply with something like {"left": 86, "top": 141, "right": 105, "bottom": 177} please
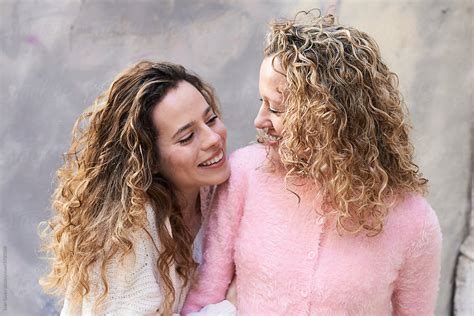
{"left": 39, "top": 61, "right": 221, "bottom": 314}
{"left": 264, "top": 12, "right": 427, "bottom": 236}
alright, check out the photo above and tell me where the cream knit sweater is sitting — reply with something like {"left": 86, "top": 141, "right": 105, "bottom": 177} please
{"left": 61, "top": 203, "right": 186, "bottom": 315}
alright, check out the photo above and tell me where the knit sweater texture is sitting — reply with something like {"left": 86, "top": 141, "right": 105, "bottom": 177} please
{"left": 61, "top": 187, "right": 216, "bottom": 315}
{"left": 182, "top": 144, "right": 442, "bottom": 315}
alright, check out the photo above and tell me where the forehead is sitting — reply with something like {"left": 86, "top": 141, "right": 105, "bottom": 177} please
{"left": 259, "top": 56, "right": 286, "bottom": 94}
{"left": 152, "top": 81, "right": 208, "bottom": 137}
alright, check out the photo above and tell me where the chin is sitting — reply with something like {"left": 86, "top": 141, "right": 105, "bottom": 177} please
{"left": 198, "top": 152, "right": 231, "bottom": 186}
{"left": 198, "top": 166, "right": 230, "bottom": 187}
{"left": 211, "top": 164, "right": 231, "bottom": 185}
{"left": 267, "top": 145, "right": 282, "bottom": 162}
{"left": 268, "top": 141, "right": 281, "bottom": 148}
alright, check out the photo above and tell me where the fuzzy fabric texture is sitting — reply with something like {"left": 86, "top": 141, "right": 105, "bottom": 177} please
{"left": 181, "top": 144, "right": 442, "bottom": 316}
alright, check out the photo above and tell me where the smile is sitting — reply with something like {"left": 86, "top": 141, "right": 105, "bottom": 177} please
{"left": 262, "top": 128, "right": 282, "bottom": 143}
{"left": 266, "top": 134, "right": 282, "bottom": 142}
{"left": 198, "top": 149, "right": 225, "bottom": 167}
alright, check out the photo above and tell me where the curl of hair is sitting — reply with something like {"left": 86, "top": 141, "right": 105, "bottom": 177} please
{"left": 264, "top": 12, "right": 427, "bottom": 236}
{"left": 39, "top": 61, "right": 220, "bottom": 314}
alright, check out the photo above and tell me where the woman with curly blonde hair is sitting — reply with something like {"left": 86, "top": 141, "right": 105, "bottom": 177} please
{"left": 39, "top": 61, "right": 235, "bottom": 315}
{"left": 182, "top": 12, "right": 442, "bottom": 315}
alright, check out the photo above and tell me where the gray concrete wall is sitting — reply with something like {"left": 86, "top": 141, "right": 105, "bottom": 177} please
{"left": 0, "top": 0, "right": 471, "bottom": 315}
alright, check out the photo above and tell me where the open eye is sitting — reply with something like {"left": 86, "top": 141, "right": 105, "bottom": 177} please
{"left": 178, "top": 133, "right": 194, "bottom": 145}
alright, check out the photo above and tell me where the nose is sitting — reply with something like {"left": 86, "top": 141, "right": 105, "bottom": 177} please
{"left": 254, "top": 103, "right": 272, "bottom": 129}
{"left": 201, "top": 125, "right": 222, "bottom": 150}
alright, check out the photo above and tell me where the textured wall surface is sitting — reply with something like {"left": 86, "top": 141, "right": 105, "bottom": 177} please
{"left": 0, "top": 0, "right": 472, "bottom": 315}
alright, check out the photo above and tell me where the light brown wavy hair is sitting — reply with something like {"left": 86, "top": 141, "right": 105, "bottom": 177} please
{"left": 264, "top": 11, "right": 427, "bottom": 236}
{"left": 39, "top": 61, "right": 220, "bottom": 314}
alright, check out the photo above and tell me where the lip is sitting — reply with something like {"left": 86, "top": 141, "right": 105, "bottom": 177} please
{"left": 267, "top": 133, "right": 281, "bottom": 139}
{"left": 261, "top": 127, "right": 281, "bottom": 139}
{"left": 198, "top": 149, "right": 226, "bottom": 168}
{"left": 264, "top": 132, "right": 282, "bottom": 145}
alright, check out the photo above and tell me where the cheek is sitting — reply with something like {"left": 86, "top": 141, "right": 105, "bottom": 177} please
{"left": 161, "top": 147, "right": 197, "bottom": 176}
{"left": 215, "top": 121, "right": 228, "bottom": 142}
{"left": 274, "top": 118, "right": 284, "bottom": 134}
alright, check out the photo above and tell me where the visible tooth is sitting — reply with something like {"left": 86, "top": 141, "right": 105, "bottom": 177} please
{"left": 266, "top": 134, "right": 281, "bottom": 141}
{"left": 201, "top": 150, "right": 223, "bottom": 166}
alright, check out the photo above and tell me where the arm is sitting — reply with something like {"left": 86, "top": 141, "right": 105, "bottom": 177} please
{"left": 61, "top": 228, "right": 165, "bottom": 316}
{"left": 392, "top": 201, "right": 442, "bottom": 316}
{"left": 181, "top": 158, "right": 246, "bottom": 314}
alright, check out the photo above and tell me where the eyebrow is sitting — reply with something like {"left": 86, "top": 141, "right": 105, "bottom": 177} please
{"left": 261, "top": 88, "right": 283, "bottom": 102}
{"left": 172, "top": 106, "right": 212, "bottom": 139}
{"left": 261, "top": 95, "right": 284, "bottom": 110}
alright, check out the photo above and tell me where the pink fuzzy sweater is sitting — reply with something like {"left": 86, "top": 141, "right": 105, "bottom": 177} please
{"left": 182, "top": 144, "right": 442, "bottom": 315}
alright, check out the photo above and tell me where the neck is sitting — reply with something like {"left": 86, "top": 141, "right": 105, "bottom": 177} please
{"left": 176, "top": 187, "right": 199, "bottom": 210}
{"left": 176, "top": 187, "right": 201, "bottom": 238}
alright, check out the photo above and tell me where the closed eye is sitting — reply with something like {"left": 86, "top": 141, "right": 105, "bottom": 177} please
{"left": 260, "top": 98, "right": 283, "bottom": 114}
{"left": 178, "top": 132, "right": 194, "bottom": 145}
{"left": 206, "top": 114, "right": 218, "bottom": 125}
{"left": 269, "top": 107, "right": 283, "bottom": 114}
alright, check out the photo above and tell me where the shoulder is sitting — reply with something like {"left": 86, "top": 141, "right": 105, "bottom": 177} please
{"left": 62, "top": 206, "right": 170, "bottom": 315}
{"left": 391, "top": 194, "right": 439, "bottom": 229}
{"left": 388, "top": 193, "right": 442, "bottom": 249}
{"left": 96, "top": 204, "right": 164, "bottom": 283}
{"left": 228, "top": 143, "right": 267, "bottom": 173}
{"left": 104, "top": 205, "right": 161, "bottom": 276}
{"left": 209, "top": 145, "right": 265, "bottom": 209}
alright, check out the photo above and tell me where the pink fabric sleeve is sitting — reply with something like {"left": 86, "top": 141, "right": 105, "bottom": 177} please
{"left": 181, "top": 159, "right": 246, "bottom": 315}
{"left": 392, "top": 201, "right": 442, "bottom": 316}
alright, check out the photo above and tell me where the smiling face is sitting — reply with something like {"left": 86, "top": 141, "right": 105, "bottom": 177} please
{"left": 255, "top": 56, "right": 287, "bottom": 146}
{"left": 152, "top": 81, "right": 230, "bottom": 194}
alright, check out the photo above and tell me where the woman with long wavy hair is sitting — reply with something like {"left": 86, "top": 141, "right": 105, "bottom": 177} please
{"left": 182, "top": 12, "right": 442, "bottom": 315}
{"left": 40, "top": 61, "right": 235, "bottom": 315}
